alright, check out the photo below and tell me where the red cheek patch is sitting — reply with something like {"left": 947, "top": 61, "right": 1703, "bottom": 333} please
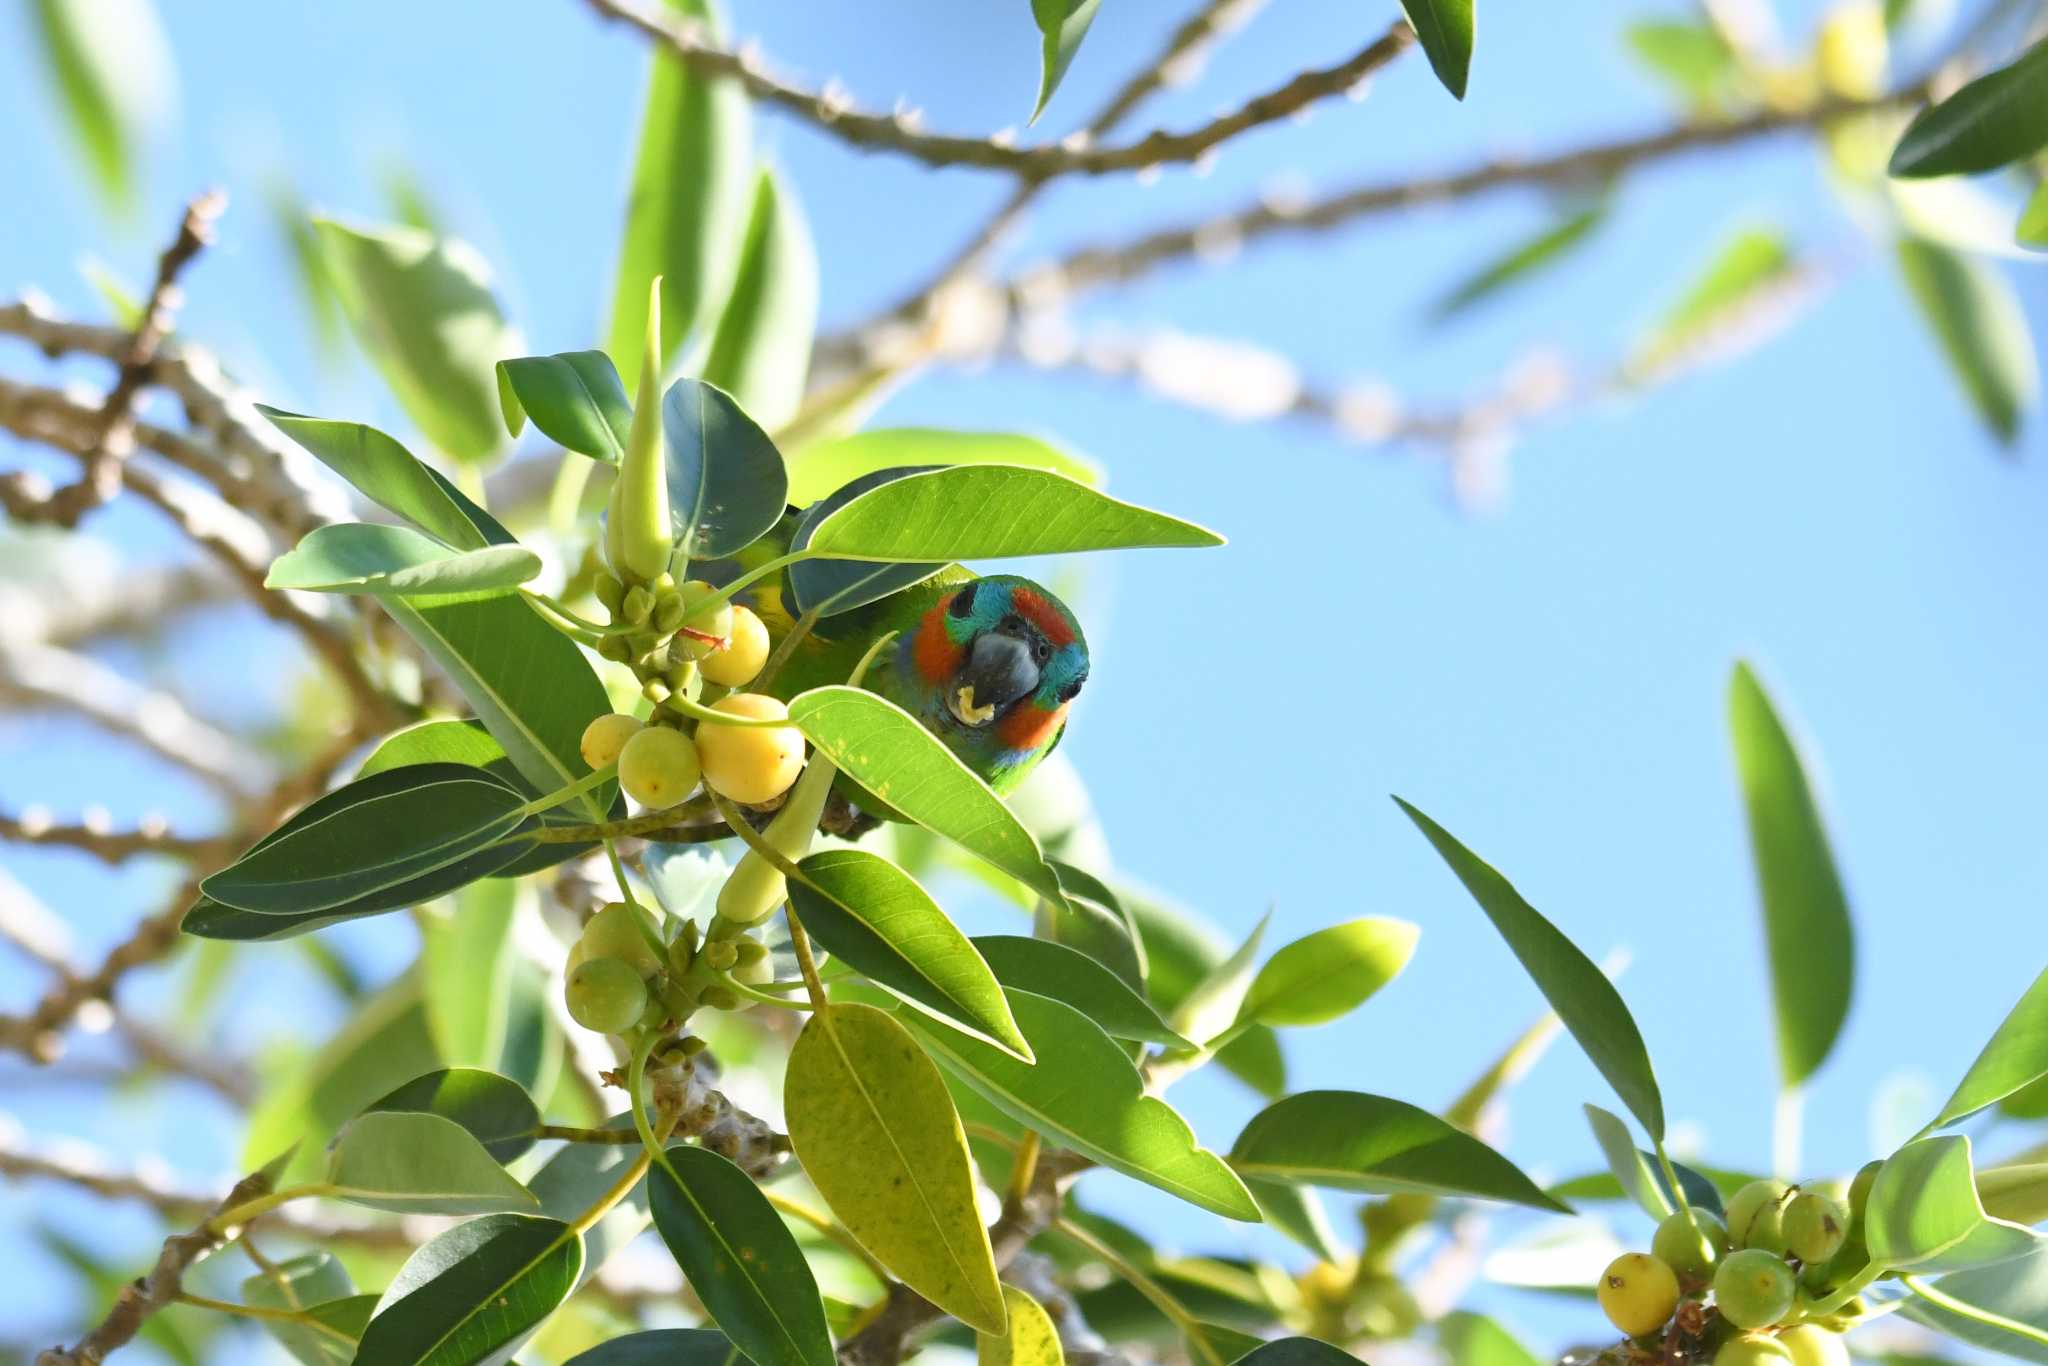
{"left": 998, "top": 702, "right": 1065, "bottom": 753}
{"left": 913, "top": 607, "right": 964, "bottom": 684}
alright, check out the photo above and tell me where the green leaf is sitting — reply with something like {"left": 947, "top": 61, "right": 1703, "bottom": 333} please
{"left": 1398, "top": 0, "right": 1476, "bottom": 99}
{"left": 356, "top": 1212, "right": 583, "bottom": 1366}
{"left": 789, "top": 849, "right": 1031, "bottom": 1060}
{"left": 789, "top": 686, "right": 1063, "bottom": 902}
{"left": 2019, "top": 183, "right": 2048, "bottom": 250}
{"left": 567, "top": 1330, "right": 743, "bottom": 1366}
{"left": 1439, "top": 1312, "right": 1543, "bottom": 1366}
{"left": 267, "top": 523, "right": 540, "bottom": 597}
{"left": 982, "top": 1284, "right": 1064, "bottom": 1366}
{"left": 1230, "top": 1090, "right": 1568, "bottom": 1212}
{"left": 1123, "top": 887, "right": 1285, "bottom": 1097}
{"left": 784, "top": 467, "right": 948, "bottom": 617}
{"left": 900, "top": 988, "right": 1260, "bottom": 1221}
{"left": 661, "top": 378, "right": 791, "bottom": 559}
{"left": 1245, "top": 1178, "right": 1346, "bottom": 1263}
{"left": 1030, "top": 0, "right": 1102, "bottom": 120}
{"left": 496, "top": 352, "right": 632, "bottom": 463}
{"left": 367, "top": 1067, "right": 540, "bottom": 1165}
{"left": 1629, "top": 226, "right": 1798, "bottom": 379}
{"left": 259, "top": 410, "right": 501, "bottom": 550}
{"left": 1236, "top": 917, "right": 1418, "bottom": 1030}
{"left": 1551, "top": 1151, "right": 1734, "bottom": 1217}
{"left": 784, "top": 1003, "right": 1006, "bottom": 1335}
{"left": 800, "top": 465, "right": 1224, "bottom": 562}
{"left": 1891, "top": 41, "right": 2048, "bottom": 178}
{"left": 201, "top": 764, "right": 529, "bottom": 915}
{"left": 1980, "top": 1164, "right": 2048, "bottom": 1226}
{"left": 1867, "top": 1135, "right": 2041, "bottom": 1273}
{"left": 607, "top": 0, "right": 753, "bottom": 380}
{"left": 241, "top": 1253, "right": 367, "bottom": 1366}
{"left": 315, "top": 218, "right": 518, "bottom": 465}
{"left": 972, "top": 935, "right": 1192, "bottom": 1048}
{"left": 1924, "top": 966, "right": 2048, "bottom": 1131}
{"left": 1624, "top": 21, "right": 1741, "bottom": 110}
{"left": 700, "top": 167, "right": 819, "bottom": 433}
{"left": 325, "top": 1110, "right": 538, "bottom": 1215}
{"left": 1230, "top": 1338, "right": 1369, "bottom": 1366}
{"left": 1584, "top": 1103, "right": 1672, "bottom": 1220}
{"left": 1432, "top": 202, "right": 1605, "bottom": 322}
{"left": 1044, "top": 861, "right": 1146, "bottom": 990}
{"left": 789, "top": 428, "right": 1101, "bottom": 508}
{"left": 382, "top": 593, "right": 615, "bottom": 817}
{"left": 420, "top": 881, "right": 521, "bottom": 1072}
{"left": 649, "top": 1146, "right": 836, "bottom": 1366}
{"left": 361, "top": 720, "right": 509, "bottom": 778}
{"left": 182, "top": 837, "right": 529, "bottom": 939}
{"left": 1395, "top": 797, "right": 1665, "bottom": 1140}
{"left": 1899, "top": 1246, "right": 2048, "bottom": 1363}
{"left": 29, "top": 0, "right": 171, "bottom": 214}
{"left": 1895, "top": 235, "right": 2038, "bottom": 447}
{"left": 1728, "top": 662, "right": 1854, "bottom": 1088}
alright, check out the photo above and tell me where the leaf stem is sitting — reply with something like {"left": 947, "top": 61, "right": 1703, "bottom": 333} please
{"left": 232, "top": 1232, "right": 294, "bottom": 1306}
{"left": 724, "top": 976, "right": 814, "bottom": 1010}
{"left": 203, "top": 1183, "right": 327, "bottom": 1236}
{"left": 1651, "top": 1136, "right": 1710, "bottom": 1256}
{"left": 1055, "top": 1216, "right": 1223, "bottom": 1366}
{"left": 534, "top": 1123, "right": 643, "bottom": 1144}
{"left": 174, "top": 1292, "right": 357, "bottom": 1343}
{"left": 682, "top": 550, "right": 818, "bottom": 623}
{"left": 521, "top": 590, "right": 610, "bottom": 643}
{"left": 663, "top": 691, "right": 805, "bottom": 729}
{"left": 1903, "top": 1273, "right": 2048, "bottom": 1347}
{"left": 754, "top": 606, "right": 822, "bottom": 695}
{"left": 1802, "top": 1261, "right": 1887, "bottom": 1317}
{"left": 1007, "top": 1131, "right": 1042, "bottom": 1209}
{"left": 511, "top": 762, "right": 617, "bottom": 821}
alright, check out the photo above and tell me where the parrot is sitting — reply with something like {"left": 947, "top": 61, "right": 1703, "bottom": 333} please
{"left": 698, "top": 511, "right": 1090, "bottom": 803}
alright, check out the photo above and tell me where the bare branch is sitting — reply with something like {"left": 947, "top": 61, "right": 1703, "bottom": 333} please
{"left": 1, "top": 562, "right": 233, "bottom": 651}
{"left": 0, "top": 810, "right": 227, "bottom": 865}
{"left": 583, "top": 0, "right": 1408, "bottom": 180}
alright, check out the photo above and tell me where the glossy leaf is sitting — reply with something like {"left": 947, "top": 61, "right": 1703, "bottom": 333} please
{"left": 1246, "top": 1178, "right": 1346, "bottom": 1263}
{"left": 789, "top": 849, "right": 1031, "bottom": 1059}
{"left": 2020, "top": 183, "right": 2048, "bottom": 250}
{"left": 420, "top": 881, "right": 521, "bottom": 1072}
{"left": 1125, "top": 887, "right": 1286, "bottom": 1097}
{"left": 1172, "top": 914, "right": 1268, "bottom": 1047}
{"left": 241, "top": 1253, "right": 368, "bottom": 1366}
{"left": 29, "top": 0, "right": 171, "bottom": 214}
{"left": 1891, "top": 41, "right": 2048, "bottom": 177}
{"left": 260, "top": 410, "right": 500, "bottom": 550}
{"left": 383, "top": 592, "right": 615, "bottom": 817}
{"left": 201, "top": 764, "right": 528, "bottom": 915}
{"left": 1630, "top": 226, "right": 1798, "bottom": 379}
{"left": 1031, "top": 0, "right": 1101, "bottom": 120}
{"left": 1044, "top": 861, "right": 1146, "bottom": 990}
{"left": 608, "top": 0, "right": 752, "bottom": 378}
{"left": 790, "top": 686, "right": 1063, "bottom": 902}
{"left": 1399, "top": 0, "right": 1476, "bottom": 99}
{"left": 1230, "top": 1089, "right": 1568, "bottom": 1212}
{"left": 1925, "top": 966, "right": 2048, "bottom": 1130}
{"left": 567, "top": 1330, "right": 743, "bottom": 1366}
{"left": 1433, "top": 202, "right": 1605, "bottom": 321}
{"left": 785, "top": 1003, "right": 1006, "bottom": 1334}
{"left": 785, "top": 467, "right": 949, "bottom": 617}
{"left": 661, "top": 377, "right": 790, "bottom": 559}
{"left": 1584, "top": 1103, "right": 1672, "bottom": 1219}
{"left": 1896, "top": 235, "right": 2037, "bottom": 447}
{"left": 649, "top": 1146, "right": 835, "bottom": 1366}
{"left": 181, "top": 834, "right": 530, "bottom": 940}
{"left": 315, "top": 218, "right": 517, "bottom": 465}
{"left": 356, "top": 1213, "right": 582, "bottom": 1366}
{"left": 1237, "top": 917, "right": 1418, "bottom": 1030}
{"left": 1230, "top": 1339, "right": 1368, "bottom": 1366}
{"left": 1729, "top": 662, "right": 1854, "bottom": 1088}
{"left": 496, "top": 351, "right": 632, "bottom": 463}
{"left": 1396, "top": 797, "right": 1665, "bottom": 1140}
{"left": 367, "top": 1067, "right": 539, "bottom": 1165}
{"left": 981, "top": 1284, "right": 1063, "bottom": 1366}
{"left": 1439, "top": 1312, "right": 1543, "bottom": 1366}
{"left": 1899, "top": 1245, "right": 2048, "bottom": 1363}
{"left": 267, "top": 523, "right": 540, "bottom": 597}
{"left": 973, "top": 935, "right": 1191, "bottom": 1048}
{"left": 326, "top": 1110, "right": 537, "bottom": 1215}
{"left": 901, "top": 988, "right": 1260, "bottom": 1220}
{"left": 789, "top": 428, "right": 1101, "bottom": 507}
{"left": 360, "top": 719, "right": 509, "bottom": 779}
{"left": 701, "top": 167, "right": 818, "bottom": 432}
{"left": 801, "top": 465, "right": 1223, "bottom": 562}
{"left": 1868, "top": 1135, "right": 2040, "bottom": 1273}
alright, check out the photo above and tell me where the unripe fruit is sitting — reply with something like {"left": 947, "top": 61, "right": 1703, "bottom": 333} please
{"left": 580, "top": 712, "right": 643, "bottom": 769}
{"left": 696, "top": 694, "right": 805, "bottom": 805}
{"left": 653, "top": 590, "right": 687, "bottom": 635}
{"left": 701, "top": 604, "right": 771, "bottom": 686}
{"left": 1727, "top": 1179, "right": 1794, "bottom": 1251}
{"left": 1714, "top": 1249, "right": 1797, "bottom": 1330}
{"left": 1847, "top": 1160, "right": 1882, "bottom": 1222}
{"left": 1653, "top": 1207, "right": 1731, "bottom": 1279}
{"left": 622, "top": 585, "right": 655, "bottom": 625}
{"left": 565, "top": 957, "right": 648, "bottom": 1034}
{"left": 579, "top": 902, "right": 663, "bottom": 979}
{"left": 618, "top": 724, "right": 702, "bottom": 809}
{"left": 1783, "top": 1192, "right": 1849, "bottom": 1264}
{"left": 1715, "top": 1334, "right": 1795, "bottom": 1366}
{"left": 1598, "top": 1253, "right": 1680, "bottom": 1337}
{"left": 675, "top": 581, "right": 735, "bottom": 659}
{"left": 1779, "top": 1325, "right": 1850, "bottom": 1366}
{"left": 594, "top": 574, "right": 626, "bottom": 615}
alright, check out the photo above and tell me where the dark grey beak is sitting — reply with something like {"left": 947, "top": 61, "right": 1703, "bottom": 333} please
{"left": 948, "top": 632, "right": 1040, "bottom": 727}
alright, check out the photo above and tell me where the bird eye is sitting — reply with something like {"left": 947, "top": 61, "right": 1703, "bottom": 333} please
{"left": 948, "top": 583, "right": 978, "bottom": 619}
{"left": 1031, "top": 637, "right": 1051, "bottom": 664}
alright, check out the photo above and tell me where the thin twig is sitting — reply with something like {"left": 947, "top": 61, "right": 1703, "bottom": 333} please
{"left": 0, "top": 811, "right": 226, "bottom": 865}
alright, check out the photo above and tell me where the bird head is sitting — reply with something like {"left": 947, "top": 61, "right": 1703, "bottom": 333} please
{"left": 896, "top": 574, "right": 1089, "bottom": 785}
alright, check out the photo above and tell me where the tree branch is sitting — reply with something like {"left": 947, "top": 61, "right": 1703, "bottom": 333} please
{"left": 0, "top": 810, "right": 227, "bottom": 865}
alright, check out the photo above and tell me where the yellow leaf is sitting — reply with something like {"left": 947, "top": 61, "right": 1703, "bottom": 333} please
{"left": 980, "top": 1285, "right": 1064, "bottom": 1366}
{"left": 785, "top": 1003, "right": 1006, "bottom": 1334}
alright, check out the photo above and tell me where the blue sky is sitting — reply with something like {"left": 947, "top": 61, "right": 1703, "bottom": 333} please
{"left": 3, "top": 0, "right": 2046, "bottom": 1359}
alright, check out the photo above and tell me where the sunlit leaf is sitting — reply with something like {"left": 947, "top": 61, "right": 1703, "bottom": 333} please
{"left": 1629, "top": 226, "right": 1800, "bottom": 379}
{"left": 325, "top": 1110, "right": 538, "bottom": 1215}
{"left": 1439, "top": 1311, "right": 1543, "bottom": 1366}
{"left": 1895, "top": 235, "right": 2038, "bottom": 447}
{"left": 981, "top": 1284, "right": 1064, "bottom": 1366}
{"left": 1030, "top": 0, "right": 1102, "bottom": 120}
{"left": 367, "top": 1067, "right": 539, "bottom": 1164}
{"left": 789, "top": 429, "right": 1101, "bottom": 508}
{"left": 785, "top": 468, "right": 948, "bottom": 617}
{"left": 1432, "top": 201, "right": 1605, "bottom": 321}
{"left": 356, "top": 1213, "right": 582, "bottom": 1365}
{"left": 2020, "top": 183, "right": 2048, "bottom": 250}
{"left": 1584, "top": 1103, "right": 1672, "bottom": 1220}
{"left": 29, "top": 0, "right": 172, "bottom": 213}
{"left": 497, "top": 351, "right": 632, "bottom": 463}
{"left": 260, "top": 410, "right": 504, "bottom": 551}
{"left": 267, "top": 523, "right": 540, "bottom": 597}
{"left": 1867, "top": 1135, "right": 2040, "bottom": 1273}
{"left": 420, "top": 883, "right": 522, "bottom": 1073}
{"left": 1399, "top": 0, "right": 1476, "bottom": 99}
{"left": 1890, "top": 41, "right": 2048, "bottom": 177}
{"left": 1900, "top": 1245, "right": 2048, "bottom": 1363}
{"left": 1924, "top": 966, "right": 2048, "bottom": 1131}
{"left": 241, "top": 1254, "right": 369, "bottom": 1366}
{"left": 973, "top": 935, "right": 1192, "bottom": 1048}
{"left": 1624, "top": 21, "right": 1740, "bottom": 110}
{"left": 1236, "top": 917, "right": 1418, "bottom": 1029}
